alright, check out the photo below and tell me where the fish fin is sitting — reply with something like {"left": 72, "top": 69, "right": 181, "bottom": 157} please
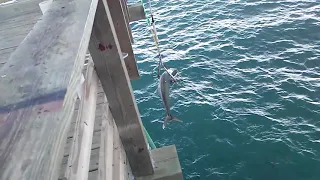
{"left": 172, "top": 116, "right": 182, "bottom": 122}
{"left": 162, "top": 115, "right": 171, "bottom": 129}
{"left": 162, "top": 115, "right": 182, "bottom": 129}
{"left": 154, "top": 86, "right": 160, "bottom": 95}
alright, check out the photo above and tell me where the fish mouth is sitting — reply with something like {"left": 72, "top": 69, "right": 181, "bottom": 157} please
{"left": 168, "top": 68, "right": 178, "bottom": 77}
{"left": 172, "top": 69, "right": 178, "bottom": 76}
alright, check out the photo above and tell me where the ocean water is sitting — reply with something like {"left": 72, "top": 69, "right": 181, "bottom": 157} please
{"left": 128, "top": 0, "right": 320, "bottom": 179}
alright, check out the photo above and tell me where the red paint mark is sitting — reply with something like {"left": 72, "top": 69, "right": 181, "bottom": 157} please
{"left": 98, "top": 43, "right": 106, "bottom": 51}
{"left": 0, "top": 99, "right": 63, "bottom": 165}
{"left": 35, "top": 100, "right": 64, "bottom": 115}
{"left": 108, "top": 44, "right": 113, "bottom": 49}
{"left": 0, "top": 100, "right": 64, "bottom": 127}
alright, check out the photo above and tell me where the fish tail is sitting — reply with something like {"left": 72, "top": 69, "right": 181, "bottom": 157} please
{"left": 162, "top": 114, "right": 183, "bottom": 129}
{"left": 172, "top": 116, "right": 182, "bottom": 122}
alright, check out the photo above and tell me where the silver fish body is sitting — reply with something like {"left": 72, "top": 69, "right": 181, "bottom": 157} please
{"left": 157, "top": 69, "right": 181, "bottom": 129}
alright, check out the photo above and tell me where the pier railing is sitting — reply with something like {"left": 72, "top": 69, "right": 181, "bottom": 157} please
{"left": 0, "top": 0, "right": 182, "bottom": 179}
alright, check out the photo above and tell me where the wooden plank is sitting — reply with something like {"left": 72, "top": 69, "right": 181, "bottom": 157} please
{"left": 61, "top": 80, "right": 104, "bottom": 178}
{"left": 65, "top": 60, "right": 98, "bottom": 180}
{"left": 112, "top": 121, "right": 125, "bottom": 180}
{"left": 73, "top": 101, "right": 106, "bottom": 123}
{"left": 99, "top": 99, "right": 114, "bottom": 180}
{"left": 0, "top": 53, "right": 10, "bottom": 67}
{"left": 0, "top": 21, "right": 39, "bottom": 32}
{"left": 125, "top": 156, "right": 134, "bottom": 180}
{"left": 0, "top": 0, "right": 98, "bottom": 179}
{"left": 74, "top": 91, "right": 106, "bottom": 110}
{"left": 120, "top": 0, "right": 134, "bottom": 44}
{"left": 105, "top": 0, "right": 140, "bottom": 80}
{"left": 67, "top": 115, "right": 102, "bottom": 139}
{"left": 128, "top": 3, "right": 146, "bottom": 22}
{"left": 0, "top": 2, "right": 40, "bottom": 63}
{"left": 0, "top": 34, "right": 27, "bottom": 42}
{"left": 0, "top": 46, "right": 17, "bottom": 67}
{"left": 0, "top": 11, "right": 40, "bottom": 25}
{"left": 0, "top": 22, "right": 36, "bottom": 37}
{"left": 0, "top": 14, "right": 40, "bottom": 32}
{"left": 0, "top": 34, "right": 29, "bottom": 50}
{"left": 89, "top": 170, "right": 99, "bottom": 180}
{"left": 0, "top": 46, "right": 16, "bottom": 55}
{"left": 0, "top": 31, "right": 30, "bottom": 42}
{"left": 119, "top": 135, "right": 127, "bottom": 180}
{"left": 60, "top": 148, "right": 100, "bottom": 179}
{"left": 137, "top": 146, "right": 183, "bottom": 180}
{"left": 99, "top": 101, "right": 134, "bottom": 180}
{"left": 64, "top": 127, "right": 102, "bottom": 156}
{"left": 88, "top": 0, "right": 153, "bottom": 176}
{"left": 0, "top": 0, "right": 42, "bottom": 21}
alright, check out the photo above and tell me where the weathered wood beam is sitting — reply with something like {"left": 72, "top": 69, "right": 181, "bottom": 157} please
{"left": 107, "top": 0, "right": 140, "bottom": 79}
{"left": 112, "top": 118, "right": 125, "bottom": 180}
{"left": 128, "top": 3, "right": 146, "bottom": 22}
{"left": 0, "top": 0, "right": 98, "bottom": 179}
{"left": 120, "top": 0, "right": 134, "bottom": 43}
{"left": 137, "top": 146, "right": 183, "bottom": 180}
{"left": 88, "top": 0, "right": 153, "bottom": 176}
{"left": 99, "top": 98, "right": 114, "bottom": 180}
{"left": 65, "top": 60, "right": 98, "bottom": 180}
{"left": 99, "top": 100, "right": 135, "bottom": 180}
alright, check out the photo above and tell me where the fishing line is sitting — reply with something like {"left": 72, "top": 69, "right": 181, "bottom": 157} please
{"left": 142, "top": 0, "right": 178, "bottom": 82}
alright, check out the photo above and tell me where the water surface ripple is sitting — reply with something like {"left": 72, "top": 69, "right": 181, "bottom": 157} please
{"left": 129, "top": 0, "right": 320, "bottom": 179}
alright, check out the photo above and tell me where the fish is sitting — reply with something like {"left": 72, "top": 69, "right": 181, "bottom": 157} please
{"left": 157, "top": 68, "right": 182, "bottom": 129}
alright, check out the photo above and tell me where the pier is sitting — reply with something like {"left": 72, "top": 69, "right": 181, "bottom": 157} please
{"left": 0, "top": 0, "right": 183, "bottom": 179}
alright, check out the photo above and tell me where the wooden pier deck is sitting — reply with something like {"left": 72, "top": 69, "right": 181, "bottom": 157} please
{"left": 0, "top": 0, "right": 42, "bottom": 69}
{"left": 0, "top": 0, "right": 183, "bottom": 179}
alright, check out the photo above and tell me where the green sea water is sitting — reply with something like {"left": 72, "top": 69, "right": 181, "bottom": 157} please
{"left": 129, "top": 0, "right": 320, "bottom": 179}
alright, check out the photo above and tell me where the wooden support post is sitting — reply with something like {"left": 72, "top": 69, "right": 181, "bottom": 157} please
{"left": 65, "top": 60, "right": 98, "bottom": 180}
{"left": 0, "top": 0, "right": 98, "bottom": 179}
{"left": 99, "top": 99, "right": 114, "bottom": 180}
{"left": 88, "top": 0, "right": 153, "bottom": 176}
{"left": 99, "top": 100, "right": 135, "bottom": 180}
{"left": 137, "top": 146, "right": 183, "bottom": 180}
{"left": 112, "top": 118, "right": 125, "bottom": 180}
{"left": 128, "top": 3, "right": 146, "bottom": 22}
{"left": 106, "top": 0, "right": 140, "bottom": 80}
